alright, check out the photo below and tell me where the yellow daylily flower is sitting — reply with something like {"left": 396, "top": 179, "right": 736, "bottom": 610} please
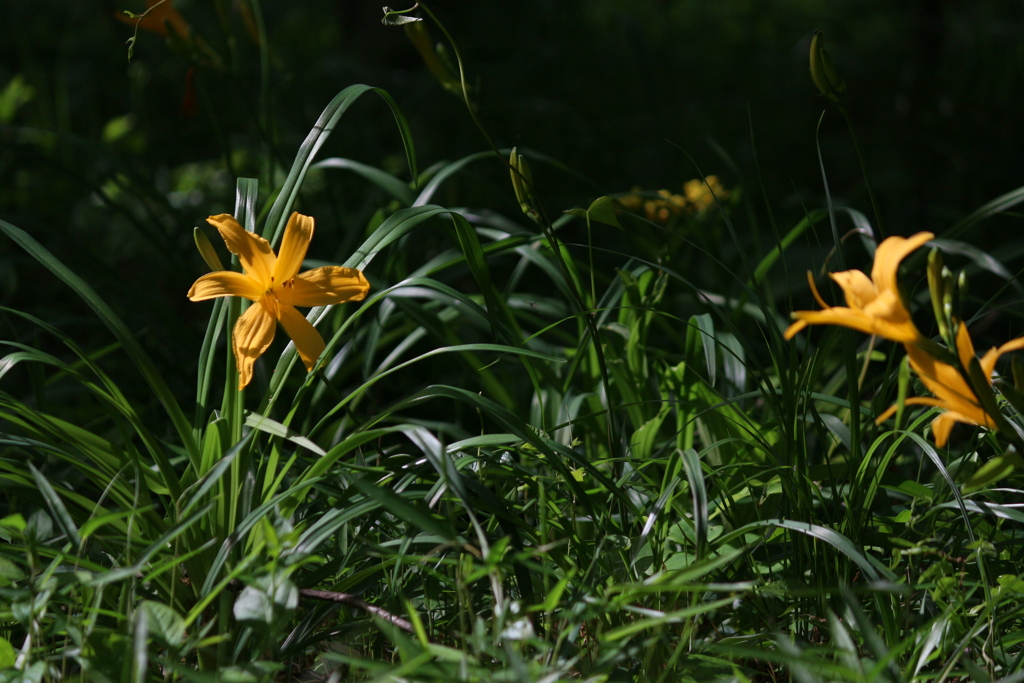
{"left": 877, "top": 324, "right": 1024, "bottom": 447}
{"left": 784, "top": 232, "right": 934, "bottom": 344}
{"left": 188, "top": 212, "right": 370, "bottom": 390}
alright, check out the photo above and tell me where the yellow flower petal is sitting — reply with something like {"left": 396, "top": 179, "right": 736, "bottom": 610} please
{"left": 207, "top": 214, "right": 276, "bottom": 288}
{"left": 831, "top": 269, "right": 878, "bottom": 309}
{"left": 788, "top": 308, "right": 920, "bottom": 344}
{"left": 875, "top": 396, "right": 946, "bottom": 427}
{"left": 955, "top": 323, "right": 976, "bottom": 372}
{"left": 278, "top": 305, "right": 326, "bottom": 371}
{"left": 291, "top": 266, "right": 370, "bottom": 307}
{"left": 931, "top": 410, "right": 985, "bottom": 448}
{"left": 786, "top": 233, "right": 932, "bottom": 344}
{"left": 931, "top": 412, "right": 958, "bottom": 448}
{"left": 877, "top": 394, "right": 981, "bottom": 447}
{"left": 895, "top": 325, "right": 1024, "bottom": 446}
{"left": 188, "top": 271, "right": 264, "bottom": 302}
{"left": 981, "top": 335, "right": 1024, "bottom": 379}
{"left": 905, "top": 342, "right": 988, "bottom": 425}
{"left": 232, "top": 298, "right": 277, "bottom": 390}
{"left": 806, "top": 270, "right": 829, "bottom": 309}
{"left": 274, "top": 212, "right": 314, "bottom": 283}
{"left": 870, "top": 232, "right": 934, "bottom": 294}
{"left": 783, "top": 319, "right": 809, "bottom": 341}
{"left": 190, "top": 212, "right": 372, "bottom": 389}
{"left": 862, "top": 289, "right": 910, "bottom": 322}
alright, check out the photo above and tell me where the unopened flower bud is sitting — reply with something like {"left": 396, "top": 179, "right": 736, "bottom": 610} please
{"left": 941, "top": 266, "right": 955, "bottom": 332}
{"left": 957, "top": 269, "right": 969, "bottom": 311}
{"left": 809, "top": 30, "right": 846, "bottom": 105}
{"left": 509, "top": 147, "right": 536, "bottom": 218}
{"left": 194, "top": 226, "right": 225, "bottom": 272}
{"left": 927, "top": 248, "right": 948, "bottom": 341}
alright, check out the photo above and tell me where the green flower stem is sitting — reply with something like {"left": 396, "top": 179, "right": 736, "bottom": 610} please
{"left": 840, "top": 106, "right": 886, "bottom": 239}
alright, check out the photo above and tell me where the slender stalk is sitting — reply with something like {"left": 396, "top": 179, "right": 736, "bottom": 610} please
{"left": 840, "top": 106, "right": 886, "bottom": 238}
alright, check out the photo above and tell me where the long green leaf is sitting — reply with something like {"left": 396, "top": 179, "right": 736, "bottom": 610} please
{"left": 601, "top": 596, "right": 736, "bottom": 641}
{"left": 312, "top": 158, "right": 415, "bottom": 205}
{"left": 949, "top": 184, "right": 1024, "bottom": 237}
{"left": 413, "top": 150, "right": 494, "bottom": 207}
{"left": 221, "top": 177, "right": 260, "bottom": 448}
{"left": 264, "top": 85, "right": 417, "bottom": 246}
{"left": 0, "top": 218, "right": 198, "bottom": 471}
{"left": 750, "top": 208, "right": 827, "bottom": 285}
{"left": 244, "top": 411, "right": 325, "bottom": 455}
{"left": 28, "top": 463, "right": 81, "bottom": 551}
{"left": 391, "top": 384, "right": 639, "bottom": 519}
{"left": 680, "top": 448, "right": 708, "bottom": 559}
{"left": 717, "top": 518, "right": 895, "bottom": 582}
{"left": 349, "top": 474, "right": 455, "bottom": 540}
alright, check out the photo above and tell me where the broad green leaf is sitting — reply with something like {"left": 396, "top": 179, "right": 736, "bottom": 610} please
{"left": 963, "top": 451, "right": 1024, "bottom": 493}
{"left": 233, "top": 573, "right": 299, "bottom": 631}
{"left": 450, "top": 211, "right": 520, "bottom": 343}
{"left": 0, "top": 514, "right": 25, "bottom": 533}
{"left": 141, "top": 600, "right": 186, "bottom": 649}
{"left": 565, "top": 196, "right": 622, "bottom": 229}
{"left": 0, "top": 636, "right": 14, "bottom": 669}
{"left": 936, "top": 499, "right": 1024, "bottom": 524}
{"left": 585, "top": 195, "right": 622, "bottom": 228}
{"left": 931, "top": 238, "right": 1021, "bottom": 292}
{"left": 79, "top": 509, "right": 144, "bottom": 540}
{"left": 0, "top": 557, "right": 25, "bottom": 582}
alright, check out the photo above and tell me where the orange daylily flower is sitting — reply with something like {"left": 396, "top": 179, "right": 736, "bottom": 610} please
{"left": 188, "top": 213, "right": 370, "bottom": 389}
{"left": 116, "top": 0, "right": 191, "bottom": 39}
{"left": 877, "top": 324, "right": 1024, "bottom": 446}
{"left": 784, "top": 232, "right": 934, "bottom": 344}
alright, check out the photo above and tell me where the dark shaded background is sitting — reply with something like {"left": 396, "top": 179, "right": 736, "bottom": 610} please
{"left": 2, "top": 0, "right": 1022, "bottom": 392}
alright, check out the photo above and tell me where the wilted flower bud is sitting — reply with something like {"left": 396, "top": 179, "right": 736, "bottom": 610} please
{"left": 404, "top": 20, "right": 462, "bottom": 95}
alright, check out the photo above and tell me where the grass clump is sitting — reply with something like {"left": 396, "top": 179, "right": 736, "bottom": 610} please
{"left": 2, "top": 7, "right": 1024, "bottom": 683}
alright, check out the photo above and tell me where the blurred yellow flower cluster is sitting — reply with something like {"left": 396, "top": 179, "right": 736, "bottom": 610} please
{"left": 618, "top": 175, "right": 730, "bottom": 224}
